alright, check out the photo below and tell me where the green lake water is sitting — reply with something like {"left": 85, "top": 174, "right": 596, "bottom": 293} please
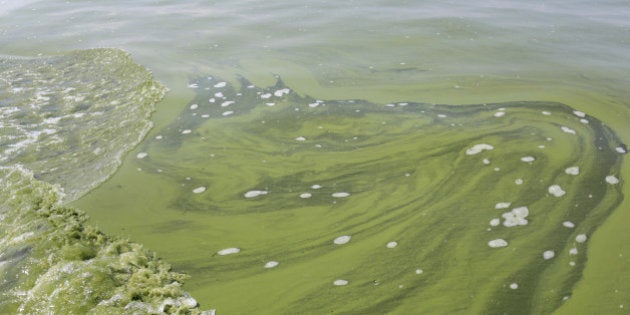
{"left": 1, "top": 1, "right": 629, "bottom": 314}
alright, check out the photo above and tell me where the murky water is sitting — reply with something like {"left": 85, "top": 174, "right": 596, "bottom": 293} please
{"left": 1, "top": 0, "right": 629, "bottom": 313}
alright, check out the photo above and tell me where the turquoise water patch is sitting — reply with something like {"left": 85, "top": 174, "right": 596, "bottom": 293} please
{"left": 118, "top": 76, "right": 625, "bottom": 313}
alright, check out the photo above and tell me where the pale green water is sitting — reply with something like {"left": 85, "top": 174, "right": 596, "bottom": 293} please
{"left": 1, "top": 0, "right": 630, "bottom": 314}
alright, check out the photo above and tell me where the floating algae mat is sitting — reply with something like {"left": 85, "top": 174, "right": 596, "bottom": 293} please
{"left": 114, "top": 76, "right": 626, "bottom": 314}
{"left": 0, "top": 49, "right": 207, "bottom": 313}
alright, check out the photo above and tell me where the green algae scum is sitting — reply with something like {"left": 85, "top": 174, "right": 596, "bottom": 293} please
{"left": 87, "top": 75, "right": 625, "bottom": 313}
{"left": 1, "top": 49, "right": 627, "bottom": 314}
{"left": 0, "top": 49, "right": 205, "bottom": 314}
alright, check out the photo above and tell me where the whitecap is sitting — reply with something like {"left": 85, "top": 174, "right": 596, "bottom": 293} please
{"left": 221, "top": 101, "right": 234, "bottom": 107}
{"left": 488, "top": 239, "right": 508, "bottom": 248}
{"left": 222, "top": 111, "right": 234, "bottom": 116}
{"left": 136, "top": 152, "right": 148, "bottom": 159}
{"left": 260, "top": 93, "right": 272, "bottom": 99}
{"left": 295, "top": 136, "right": 307, "bottom": 141}
{"left": 332, "top": 192, "right": 350, "bottom": 198}
{"left": 244, "top": 190, "right": 268, "bottom": 198}
{"left": 565, "top": 166, "right": 580, "bottom": 175}
{"left": 299, "top": 192, "right": 312, "bottom": 199}
{"left": 543, "top": 250, "right": 555, "bottom": 260}
{"left": 494, "top": 111, "right": 505, "bottom": 117}
{"left": 562, "top": 221, "right": 575, "bottom": 228}
{"left": 548, "top": 185, "right": 566, "bottom": 197}
{"left": 264, "top": 261, "right": 279, "bottom": 269}
{"left": 561, "top": 126, "right": 576, "bottom": 134}
{"left": 217, "top": 248, "right": 240, "bottom": 256}
{"left": 190, "top": 104, "right": 199, "bottom": 110}
{"left": 193, "top": 186, "right": 206, "bottom": 194}
{"left": 333, "top": 279, "right": 348, "bottom": 286}
{"left": 182, "top": 129, "right": 192, "bottom": 134}
{"left": 333, "top": 235, "right": 351, "bottom": 245}
{"left": 495, "top": 202, "right": 511, "bottom": 209}
{"left": 521, "top": 156, "right": 535, "bottom": 162}
{"left": 575, "top": 234, "right": 587, "bottom": 243}
{"left": 573, "top": 110, "right": 586, "bottom": 117}
{"left": 214, "top": 82, "right": 227, "bottom": 88}
{"left": 273, "top": 88, "right": 290, "bottom": 97}
{"left": 386, "top": 241, "right": 398, "bottom": 249}
{"left": 616, "top": 147, "right": 627, "bottom": 154}
{"left": 605, "top": 175, "right": 619, "bottom": 185}
{"left": 465, "top": 143, "right": 494, "bottom": 155}
{"left": 510, "top": 283, "right": 519, "bottom": 289}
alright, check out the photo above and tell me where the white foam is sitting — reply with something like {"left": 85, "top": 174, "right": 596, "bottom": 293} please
{"left": 542, "top": 111, "right": 551, "bottom": 115}
{"left": 295, "top": 136, "right": 306, "bottom": 141}
{"left": 575, "top": 234, "right": 587, "bottom": 243}
{"left": 136, "top": 152, "right": 148, "bottom": 159}
{"left": 190, "top": 104, "right": 199, "bottom": 110}
{"left": 548, "top": 185, "right": 566, "bottom": 197}
{"left": 515, "top": 178, "right": 524, "bottom": 185}
{"left": 489, "top": 218, "right": 501, "bottom": 226}
{"left": 201, "top": 114, "right": 210, "bottom": 118}
{"left": 311, "top": 184, "right": 322, "bottom": 189}
{"left": 264, "top": 261, "right": 279, "bottom": 269}
{"left": 260, "top": 93, "right": 272, "bottom": 99}
{"left": 217, "top": 248, "right": 240, "bottom": 255}
{"left": 209, "top": 98, "right": 215, "bottom": 103}
{"left": 214, "top": 92, "right": 224, "bottom": 98}
{"left": 273, "top": 88, "right": 290, "bottom": 97}
{"left": 580, "top": 119, "right": 589, "bottom": 124}
{"left": 415, "top": 269, "right": 424, "bottom": 275}
{"left": 502, "top": 206, "right": 529, "bottom": 227}
{"left": 565, "top": 166, "right": 580, "bottom": 175}
{"left": 494, "top": 111, "right": 505, "bottom": 117}
{"left": 521, "top": 156, "right": 535, "bottom": 162}
{"left": 214, "top": 82, "right": 227, "bottom": 88}
{"left": 543, "top": 250, "right": 555, "bottom": 260}
{"left": 605, "top": 175, "right": 619, "bottom": 185}
{"left": 265, "top": 102, "right": 275, "bottom": 107}
{"left": 488, "top": 239, "right": 508, "bottom": 248}
{"left": 562, "top": 221, "right": 575, "bottom": 228}
{"left": 222, "top": 111, "right": 234, "bottom": 117}
{"left": 495, "top": 202, "right": 511, "bottom": 209}
{"left": 483, "top": 158, "right": 491, "bottom": 165}
{"left": 333, "top": 235, "right": 351, "bottom": 245}
{"left": 193, "top": 186, "right": 206, "bottom": 194}
{"left": 244, "top": 190, "right": 268, "bottom": 198}
{"left": 309, "top": 100, "right": 324, "bottom": 108}
{"left": 182, "top": 129, "right": 192, "bottom": 134}
{"left": 569, "top": 247, "right": 578, "bottom": 255}
{"left": 386, "top": 241, "right": 398, "bottom": 249}
{"left": 466, "top": 143, "right": 494, "bottom": 155}
{"left": 333, "top": 279, "right": 348, "bottom": 286}
{"left": 332, "top": 192, "right": 350, "bottom": 198}
{"left": 188, "top": 83, "right": 199, "bottom": 88}
{"left": 616, "top": 147, "right": 627, "bottom": 154}
{"left": 437, "top": 114, "right": 447, "bottom": 118}
{"left": 573, "top": 110, "right": 586, "bottom": 118}
{"left": 561, "top": 126, "right": 576, "bottom": 134}
{"left": 155, "top": 135, "right": 163, "bottom": 140}
{"left": 299, "top": 192, "right": 312, "bottom": 199}
{"left": 221, "top": 101, "right": 234, "bottom": 107}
